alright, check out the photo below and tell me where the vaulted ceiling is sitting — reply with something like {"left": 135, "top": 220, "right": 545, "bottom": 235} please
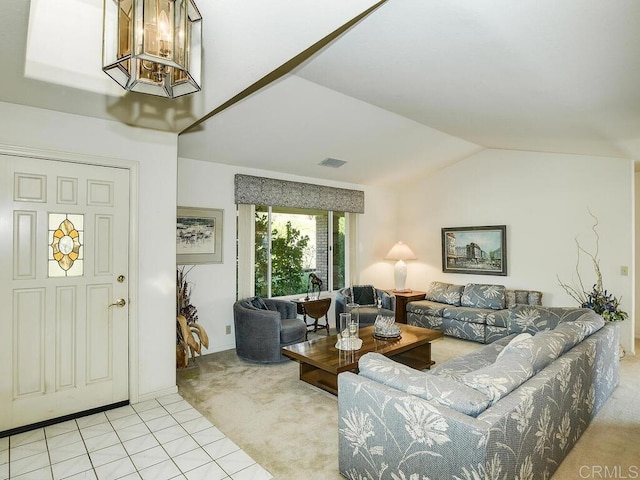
{"left": 3, "top": 0, "right": 639, "bottom": 186}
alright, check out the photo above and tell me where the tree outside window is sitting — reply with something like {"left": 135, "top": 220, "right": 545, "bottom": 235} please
{"left": 255, "top": 206, "right": 345, "bottom": 297}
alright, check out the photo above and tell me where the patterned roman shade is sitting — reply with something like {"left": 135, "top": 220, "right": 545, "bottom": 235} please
{"left": 234, "top": 174, "right": 365, "bottom": 213}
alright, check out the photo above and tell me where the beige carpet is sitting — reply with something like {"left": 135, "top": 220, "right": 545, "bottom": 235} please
{"left": 177, "top": 336, "right": 640, "bottom": 479}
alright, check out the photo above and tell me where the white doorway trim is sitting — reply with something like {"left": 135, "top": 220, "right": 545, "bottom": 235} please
{"left": 0, "top": 143, "right": 141, "bottom": 404}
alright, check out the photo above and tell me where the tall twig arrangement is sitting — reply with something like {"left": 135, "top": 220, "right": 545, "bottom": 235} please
{"left": 557, "top": 210, "right": 627, "bottom": 322}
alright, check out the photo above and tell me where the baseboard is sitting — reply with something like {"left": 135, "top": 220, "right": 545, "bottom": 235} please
{"left": 207, "top": 344, "right": 236, "bottom": 354}
{"left": 137, "top": 385, "right": 179, "bottom": 404}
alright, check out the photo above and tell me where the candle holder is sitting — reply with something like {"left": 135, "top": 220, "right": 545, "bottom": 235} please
{"left": 336, "top": 310, "right": 362, "bottom": 351}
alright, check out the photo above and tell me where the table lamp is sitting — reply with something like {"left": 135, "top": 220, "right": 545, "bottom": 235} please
{"left": 385, "top": 241, "right": 417, "bottom": 292}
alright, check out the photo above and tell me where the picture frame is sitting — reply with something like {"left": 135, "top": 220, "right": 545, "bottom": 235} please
{"left": 177, "top": 207, "right": 223, "bottom": 264}
{"left": 441, "top": 225, "right": 507, "bottom": 276}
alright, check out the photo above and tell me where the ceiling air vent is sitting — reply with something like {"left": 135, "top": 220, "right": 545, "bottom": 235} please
{"left": 319, "top": 157, "right": 347, "bottom": 168}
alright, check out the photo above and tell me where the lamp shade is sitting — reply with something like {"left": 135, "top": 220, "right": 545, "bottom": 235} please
{"left": 385, "top": 241, "right": 417, "bottom": 261}
{"left": 103, "top": 0, "right": 202, "bottom": 98}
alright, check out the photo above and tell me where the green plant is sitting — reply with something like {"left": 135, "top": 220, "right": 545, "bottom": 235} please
{"left": 557, "top": 210, "right": 628, "bottom": 322}
{"left": 255, "top": 213, "right": 310, "bottom": 297}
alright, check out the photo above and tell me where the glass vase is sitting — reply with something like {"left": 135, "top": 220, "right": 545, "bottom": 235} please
{"left": 339, "top": 312, "right": 351, "bottom": 349}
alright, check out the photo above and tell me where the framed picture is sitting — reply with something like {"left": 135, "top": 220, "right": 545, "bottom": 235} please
{"left": 441, "top": 225, "right": 507, "bottom": 276}
{"left": 177, "top": 207, "right": 223, "bottom": 264}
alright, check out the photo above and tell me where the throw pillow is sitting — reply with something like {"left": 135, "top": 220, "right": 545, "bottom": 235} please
{"left": 495, "top": 332, "right": 532, "bottom": 361}
{"left": 351, "top": 285, "right": 377, "bottom": 306}
{"left": 507, "top": 306, "right": 593, "bottom": 335}
{"left": 514, "top": 290, "right": 529, "bottom": 305}
{"left": 570, "top": 311, "right": 605, "bottom": 337}
{"left": 505, "top": 290, "right": 517, "bottom": 308}
{"left": 528, "top": 329, "right": 569, "bottom": 373}
{"left": 462, "top": 344, "right": 535, "bottom": 405}
{"left": 461, "top": 284, "right": 506, "bottom": 310}
{"left": 505, "top": 290, "right": 543, "bottom": 307}
{"left": 551, "top": 318, "right": 604, "bottom": 354}
{"left": 249, "top": 296, "right": 269, "bottom": 310}
{"left": 425, "top": 281, "right": 464, "bottom": 306}
{"left": 358, "top": 353, "right": 491, "bottom": 417}
{"left": 528, "top": 291, "right": 543, "bottom": 306}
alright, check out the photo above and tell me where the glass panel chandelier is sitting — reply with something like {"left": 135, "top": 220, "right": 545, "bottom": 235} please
{"left": 102, "top": 0, "right": 202, "bottom": 98}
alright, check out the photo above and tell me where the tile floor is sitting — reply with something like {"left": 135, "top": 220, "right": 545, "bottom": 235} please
{"left": 0, "top": 393, "right": 272, "bottom": 480}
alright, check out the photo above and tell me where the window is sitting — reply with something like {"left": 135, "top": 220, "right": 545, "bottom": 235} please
{"left": 48, "top": 213, "right": 83, "bottom": 277}
{"left": 234, "top": 175, "right": 362, "bottom": 300}
{"left": 254, "top": 206, "right": 346, "bottom": 298}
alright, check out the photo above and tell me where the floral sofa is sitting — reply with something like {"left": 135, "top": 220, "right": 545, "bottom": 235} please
{"left": 338, "top": 306, "right": 620, "bottom": 480}
{"left": 407, "top": 281, "right": 543, "bottom": 343}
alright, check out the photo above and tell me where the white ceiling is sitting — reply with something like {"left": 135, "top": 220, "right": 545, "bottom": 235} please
{"left": 296, "top": 0, "right": 640, "bottom": 160}
{"left": 3, "top": 0, "right": 640, "bottom": 186}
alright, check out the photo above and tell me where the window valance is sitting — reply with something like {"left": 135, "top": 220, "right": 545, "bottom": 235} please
{"left": 234, "top": 174, "right": 364, "bottom": 214}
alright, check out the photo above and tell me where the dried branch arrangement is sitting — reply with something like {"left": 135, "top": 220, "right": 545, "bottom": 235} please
{"left": 557, "top": 210, "right": 627, "bottom": 322}
{"left": 177, "top": 266, "right": 209, "bottom": 368}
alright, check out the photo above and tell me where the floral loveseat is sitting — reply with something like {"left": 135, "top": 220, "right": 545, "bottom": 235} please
{"left": 407, "top": 281, "right": 543, "bottom": 343}
{"left": 338, "top": 306, "right": 620, "bottom": 480}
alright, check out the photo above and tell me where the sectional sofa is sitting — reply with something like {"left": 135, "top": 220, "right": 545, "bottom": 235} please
{"left": 338, "top": 306, "right": 620, "bottom": 480}
{"left": 407, "top": 281, "right": 543, "bottom": 343}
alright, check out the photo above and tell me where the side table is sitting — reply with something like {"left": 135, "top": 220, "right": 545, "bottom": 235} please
{"left": 390, "top": 290, "right": 426, "bottom": 324}
{"left": 292, "top": 297, "right": 331, "bottom": 339}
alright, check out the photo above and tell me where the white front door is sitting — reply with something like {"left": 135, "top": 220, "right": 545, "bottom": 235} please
{"left": 0, "top": 154, "right": 130, "bottom": 432}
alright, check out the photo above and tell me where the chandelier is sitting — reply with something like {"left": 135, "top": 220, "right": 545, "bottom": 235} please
{"left": 102, "top": 0, "right": 202, "bottom": 98}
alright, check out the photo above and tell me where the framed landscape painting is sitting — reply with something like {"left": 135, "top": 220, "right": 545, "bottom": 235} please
{"left": 177, "top": 207, "right": 223, "bottom": 264}
{"left": 441, "top": 225, "right": 507, "bottom": 276}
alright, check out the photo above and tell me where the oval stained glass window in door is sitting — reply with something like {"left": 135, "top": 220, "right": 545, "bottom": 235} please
{"left": 49, "top": 214, "right": 83, "bottom": 277}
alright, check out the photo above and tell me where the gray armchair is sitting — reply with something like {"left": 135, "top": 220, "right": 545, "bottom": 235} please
{"left": 233, "top": 297, "right": 307, "bottom": 363}
{"left": 335, "top": 286, "right": 395, "bottom": 327}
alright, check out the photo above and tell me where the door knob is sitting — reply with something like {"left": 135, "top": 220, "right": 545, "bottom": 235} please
{"left": 109, "top": 299, "right": 126, "bottom": 308}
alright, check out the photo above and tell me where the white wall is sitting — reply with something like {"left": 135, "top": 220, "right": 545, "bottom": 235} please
{"left": 0, "top": 101, "right": 179, "bottom": 400}
{"left": 357, "top": 186, "right": 399, "bottom": 289}
{"left": 395, "top": 149, "right": 635, "bottom": 353}
{"left": 177, "top": 157, "right": 396, "bottom": 352}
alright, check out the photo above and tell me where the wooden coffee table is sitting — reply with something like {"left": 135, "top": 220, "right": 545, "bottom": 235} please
{"left": 281, "top": 324, "right": 444, "bottom": 395}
